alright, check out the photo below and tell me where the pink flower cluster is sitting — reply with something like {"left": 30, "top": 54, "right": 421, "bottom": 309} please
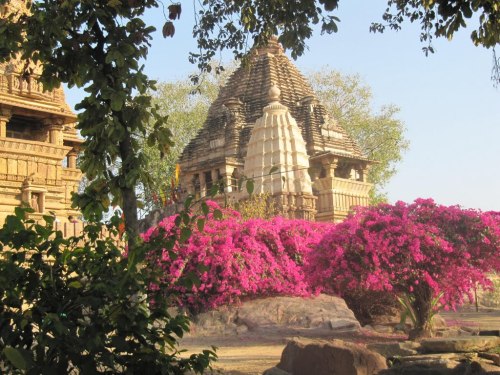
{"left": 142, "top": 202, "right": 330, "bottom": 312}
{"left": 308, "top": 199, "right": 500, "bottom": 310}
{"left": 143, "top": 199, "right": 500, "bottom": 315}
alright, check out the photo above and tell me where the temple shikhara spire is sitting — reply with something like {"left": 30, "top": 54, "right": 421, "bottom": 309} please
{"left": 0, "top": 0, "right": 82, "bottom": 225}
{"left": 179, "top": 37, "right": 373, "bottom": 221}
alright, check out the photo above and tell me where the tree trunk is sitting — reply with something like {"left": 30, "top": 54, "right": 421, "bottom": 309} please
{"left": 119, "top": 130, "right": 139, "bottom": 251}
{"left": 409, "top": 286, "right": 433, "bottom": 340}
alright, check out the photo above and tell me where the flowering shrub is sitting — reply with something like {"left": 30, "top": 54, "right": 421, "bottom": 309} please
{"left": 308, "top": 199, "right": 500, "bottom": 338}
{"left": 143, "top": 201, "right": 330, "bottom": 313}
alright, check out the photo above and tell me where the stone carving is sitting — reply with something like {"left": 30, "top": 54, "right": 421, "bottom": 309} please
{"left": 30, "top": 192, "right": 39, "bottom": 212}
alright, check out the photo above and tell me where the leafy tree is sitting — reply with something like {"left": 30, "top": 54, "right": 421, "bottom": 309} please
{"left": 308, "top": 199, "right": 500, "bottom": 339}
{"left": 309, "top": 69, "right": 409, "bottom": 202}
{"left": 188, "top": 1, "right": 500, "bottom": 85}
{"left": 0, "top": 209, "right": 216, "bottom": 373}
{"left": 140, "top": 70, "right": 229, "bottom": 212}
{"left": 0, "top": 0, "right": 174, "bottom": 249}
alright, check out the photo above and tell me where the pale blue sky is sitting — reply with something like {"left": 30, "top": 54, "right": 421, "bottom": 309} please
{"left": 65, "top": 1, "right": 500, "bottom": 211}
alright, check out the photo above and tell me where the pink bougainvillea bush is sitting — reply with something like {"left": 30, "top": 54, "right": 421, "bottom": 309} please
{"left": 142, "top": 201, "right": 331, "bottom": 313}
{"left": 308, "top": 198, "right": 500, "bottom": 338}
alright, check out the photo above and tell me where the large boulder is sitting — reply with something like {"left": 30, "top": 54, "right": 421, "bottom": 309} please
{"left": 188, "top": 294, "right": 361, "bottom": 337}
{"left": 274, "top": 338, "right": 387, "bottom": 375}
{"left": 236, "top": 294, "right": 360, "bottom": 331}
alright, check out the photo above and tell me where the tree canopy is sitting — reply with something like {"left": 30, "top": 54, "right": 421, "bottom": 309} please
{"left": 139, "top": 71, "right": 226, "bottom": 213}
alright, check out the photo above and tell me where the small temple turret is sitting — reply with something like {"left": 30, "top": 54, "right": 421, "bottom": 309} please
{"left": 243, "top": 84, "right": 316, "bottom": 219}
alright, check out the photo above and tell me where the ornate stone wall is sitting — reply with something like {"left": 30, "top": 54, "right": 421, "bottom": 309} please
{"left": 0, "top": 0, "right": 83, "bottom": 225}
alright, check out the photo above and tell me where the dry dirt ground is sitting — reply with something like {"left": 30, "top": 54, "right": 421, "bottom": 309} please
{"left": 179, "top": 305, "right": 500, "bottom": 375}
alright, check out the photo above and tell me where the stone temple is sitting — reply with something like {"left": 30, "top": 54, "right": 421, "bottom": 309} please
{"left": 0, "top": 0, "right": 82, "bottom": 225}
{"left": 179, "top": 38, "right": 373, "bottom": 222}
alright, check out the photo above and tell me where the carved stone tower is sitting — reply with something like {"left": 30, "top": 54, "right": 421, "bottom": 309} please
{"left": 0, "top": 0, "right": 83, "bottom": 224}
{"left": 179, "top": 37, "right": 372, "bottom": 221}
{"left": 243, "top": 84, "right": 316, "bottom": 220}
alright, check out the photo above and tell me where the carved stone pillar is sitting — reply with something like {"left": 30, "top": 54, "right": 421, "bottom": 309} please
{"left": 360, "top": 165, "right": 370, "bottom": 183}
{"left": 199, "top": 172, "right": 206, "bottom": 197}
{"left": 184, "top": 174, "right": 193, "bottom": 195}
{"left": 0, "top": 106, "right": 12, "bottom": 138}
{"left": 323, "top": 158, "right": 338, "bottom": 178}
{"left": 67, "top": 150, "right": 78, "bottom": 169}
{"left": 222, "top": 167, "right": 234, "bottom": 193}
{"left": 224, "top": 98, "right": 243, "bottom": 155}
{"left": 211, "top": 169, "right": 219, "bottom": 186}
{"left": 44, "top": 118, "right": 64, "bottom": 145}
{"left": 350, "top": 167, "right": 357, "bottom": 180}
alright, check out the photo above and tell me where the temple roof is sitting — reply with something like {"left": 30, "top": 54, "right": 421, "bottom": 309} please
{"left": 179, "top": 37, "right": 366, "bottom": 171}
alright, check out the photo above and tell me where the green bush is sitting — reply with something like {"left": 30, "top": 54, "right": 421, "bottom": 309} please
{"left": 0, "top": 208, "right": 215, "bottom": 374}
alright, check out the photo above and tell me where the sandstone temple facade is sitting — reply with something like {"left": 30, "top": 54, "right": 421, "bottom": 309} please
{"left": 0, "top": 0, "right": 82, "bottom": 225}
{"left": 179, "top": 39, "right": 373, "bottom": 221}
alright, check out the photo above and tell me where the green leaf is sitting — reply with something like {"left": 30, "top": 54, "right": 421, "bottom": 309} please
{"left": 3, "top": 346, "right": 30, "bottom": 370}
{"left": 107, "top": 0, "right": 122, "bottom": 8}
{"left": 14, "top": 207, "right": 27, "bottom": 219}
{"left": 174, "top": 215, "right": 182, "bottom": 227}
{"left": 180, "top": 227, "right": 191, "bottom": 243}
{"left": 201, "top": 201, "right": 209, "bottom": 215}
{"left": 165, "top": 239, "right": 176, "bottom": 251}
{"left": 186, "top": 271, "right": 201, "bottom": 288}
{"left": 246, "top": 179, "right": 254, "bottom": 195}
{"left": 110, "top": 91, "right": 126, "bottom": 111}
{"left": 184, "top": 195, "right": 194, "bottom": 209}
{"left": 197, "top": 218, "right": 205, "bottom": 232}
{"left": 197, "top": 263, "right": 209, "bottom": 273}
{"left": 208, "top": 184, "right": 218, "bottom": 197}
{"left": 182, "top": 212, "right": 190, "bottom": 226}
{"left": 68, "top": 280, "right": 83, "bottom": 289}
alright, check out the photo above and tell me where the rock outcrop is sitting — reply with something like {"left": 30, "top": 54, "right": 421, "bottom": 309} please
{"left": 188, "top": 294, "right": 361, "bottom": 337}
{"left": 373, "top": 335, "right": 500, "bottom": 374}
{"left": 273, "top": 338, "right": 387, "bottom": 375}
